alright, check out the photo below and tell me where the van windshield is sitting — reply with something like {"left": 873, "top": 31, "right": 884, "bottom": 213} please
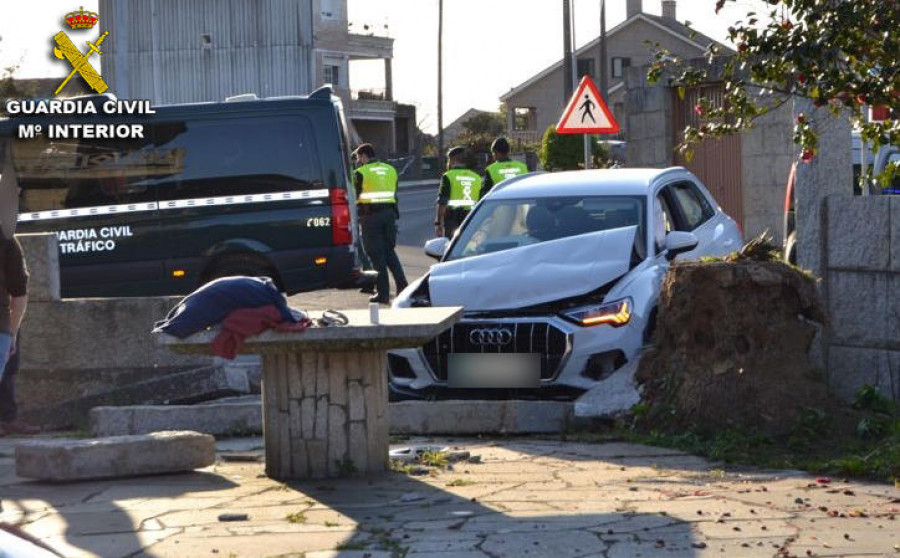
{"left": 446, "top": 195, "right": 646, "bottom": 261}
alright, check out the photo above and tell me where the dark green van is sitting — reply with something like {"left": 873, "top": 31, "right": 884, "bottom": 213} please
{"left": 1, "top": 88, "right": 369, "bottom": 297}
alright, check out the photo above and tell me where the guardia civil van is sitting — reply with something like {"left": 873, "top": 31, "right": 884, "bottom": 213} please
{"left": 0, "top": 88, "right": 370, "bottom": 297}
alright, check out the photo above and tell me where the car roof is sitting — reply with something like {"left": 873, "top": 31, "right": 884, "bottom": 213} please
{"left": 489, "top": 167, "right": 691, "bottom": 199}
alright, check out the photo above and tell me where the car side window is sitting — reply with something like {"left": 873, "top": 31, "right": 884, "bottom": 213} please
{"left": 670, "top": 181, "right": 714, "bottom": 230}
{"left": 654, "top": 193, "right": 675, "bottom": 253}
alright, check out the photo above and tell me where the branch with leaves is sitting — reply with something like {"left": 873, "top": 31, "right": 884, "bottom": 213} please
{"left": 649, "top": 0, "right": 899, "bottom": 187}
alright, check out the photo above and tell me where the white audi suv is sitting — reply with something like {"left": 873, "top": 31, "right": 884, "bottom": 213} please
{"left": 390, "top": 168, "right": 742, "bottom": 407}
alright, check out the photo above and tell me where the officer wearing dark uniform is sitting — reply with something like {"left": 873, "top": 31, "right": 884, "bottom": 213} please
{"left": 483, "top": 137, "right": 529, "bottom": 195}
{"left": 353, "top": 144, "right": 408, "bottom": 304}
{"left": 435, "top": 147, "right": 483, "bottom": 239}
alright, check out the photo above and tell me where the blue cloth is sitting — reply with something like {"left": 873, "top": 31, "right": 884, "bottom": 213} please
{"left": 153, "top": 276, "right": 295, "bottom": 339}
{"left": 0, "top": 333, "right": 11, "bottom": 385}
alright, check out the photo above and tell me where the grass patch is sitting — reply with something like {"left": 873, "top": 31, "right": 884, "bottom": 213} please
{"left": 285, "top": 511, "right": 307, "bottom": 524}
{"left": 447, "top": 478, "right": 476, "bottom": 487}
{"left": 612, "top": 385, "right": 900, "bottom": 482}
{"left": 335, "top": 541, "right": 368, "bottom": 551}
{"left": 418, "top": 450, "right": 449, "bottom": 468}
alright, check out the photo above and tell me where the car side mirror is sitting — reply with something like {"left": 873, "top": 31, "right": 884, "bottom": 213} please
{"left": 665, "top": 231, "right": 699, "bottom": 260}
{"left": 424, "top": 237, "right": 450, "bottom": 260}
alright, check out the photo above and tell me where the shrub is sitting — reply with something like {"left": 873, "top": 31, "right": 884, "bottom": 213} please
{"left": 540, "top": 125, "right": 584, "bottom": 171}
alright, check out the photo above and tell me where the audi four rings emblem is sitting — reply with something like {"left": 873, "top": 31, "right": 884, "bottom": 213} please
{"left": 469, "top": 328, "right": 514, "bottom": 346}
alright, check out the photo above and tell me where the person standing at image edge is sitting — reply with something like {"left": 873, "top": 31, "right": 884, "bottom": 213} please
{"left": 353, "top": 143, "right": 408, "bottom": 305}
{"left": 0, "top": 230, "right": 29, "bottom": 437}
{"left": 435, "top": 146, "right": 483, "bottom": 240}
{"left": 483, "top": 137, "right": 529, "bottom": 195}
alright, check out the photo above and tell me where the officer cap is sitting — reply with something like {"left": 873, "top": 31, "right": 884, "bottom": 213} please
{"left": 491, "top": 137, "right": 511, "bottom": 154}
{"left": 447, "top": 146, "right": 466, "bottom": 160}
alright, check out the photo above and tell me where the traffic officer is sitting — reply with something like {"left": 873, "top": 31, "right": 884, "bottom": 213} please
{"left": 435, "top": 146, "right": 483, "bottom": 239}
{"left": 483, "top": 137, "right": 529, "bottom": 195}
{"left": 353, "top": 143, "right": 408, "bottom": 304}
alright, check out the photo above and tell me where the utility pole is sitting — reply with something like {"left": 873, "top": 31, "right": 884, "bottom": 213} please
{"left": 437, "top": 0, "right": 444, "bottom": 170}
{"left": 563, "top": 0, "right": 573, "bottom": 100}
{"left": 599, "top": 0, "right": 608, "bottom": 101}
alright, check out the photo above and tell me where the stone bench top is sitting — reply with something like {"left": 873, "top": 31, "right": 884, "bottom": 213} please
{"left": 159, "top": 306, "right": 463, "bottom": 353}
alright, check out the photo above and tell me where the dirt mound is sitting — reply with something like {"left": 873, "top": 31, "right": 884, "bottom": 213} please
{"left": 636, "top": 260, "right": 829, "bottom": 436}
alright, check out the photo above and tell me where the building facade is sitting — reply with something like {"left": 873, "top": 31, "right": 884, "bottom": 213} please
{"left": 98, "top": 0, "right": 415, "bottom": 159}
{"left": 500, "top": 0, "right": 725, "bottom": 144}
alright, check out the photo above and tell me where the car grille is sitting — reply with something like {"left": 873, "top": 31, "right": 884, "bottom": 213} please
{"left": 421, "top": 321, "right": 570, "bottom": 383}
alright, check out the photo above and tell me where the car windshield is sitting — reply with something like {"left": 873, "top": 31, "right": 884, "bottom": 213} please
{"left": 446, "top": 195, "right": 646, "bottom": 261}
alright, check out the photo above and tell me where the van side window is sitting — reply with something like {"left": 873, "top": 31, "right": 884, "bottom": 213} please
{"left": 14, "top": 135, "right": 159, "bottom": 212}
{"left": 152, "top": 116, "right": 321, "bottom": 201}
{"left": 669, "top": 181, "right": 714, "bottom": 230}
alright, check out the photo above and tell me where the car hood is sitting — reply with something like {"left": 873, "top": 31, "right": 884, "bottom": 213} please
{"left": 428, "top": 226, "right": 636, "bottom": 311}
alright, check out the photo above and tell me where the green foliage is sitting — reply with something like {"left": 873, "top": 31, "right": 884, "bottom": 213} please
{"left": 649, "top": 1, "right": 899, "bottom": 187}
{"left": 334, "top": 458, "right": 358, "bottom": 477}
{"left": 285, "top": 511, "right": 307, "bottom": 524}
{"left": 418, "top": 450, "right": 449, "bottom": 468}
{"left": 461, "top": 112, "right": 504, "bottom": 136}
{"left": 540, "top": 126, "right": 585, "bottom": 171}
{"left": 618, "top": 384, "right": 900, "bottom": 481}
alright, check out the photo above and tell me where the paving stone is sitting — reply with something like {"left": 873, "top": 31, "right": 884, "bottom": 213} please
{"left": 15, "top": 431, "right": 215, "bottom": 481}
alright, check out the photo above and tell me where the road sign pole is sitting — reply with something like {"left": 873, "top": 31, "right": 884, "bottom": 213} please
{"left": 583, "top": 135, "right": 592, "bottom": 169}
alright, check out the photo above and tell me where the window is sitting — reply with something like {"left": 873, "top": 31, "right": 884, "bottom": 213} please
{"left": 321, "top": 0, "right": 339, "bottom": 20}
{"left": 14, "top": 134, "right": 161, "bottom": 212}
{"left": 612, "top": 57, "right": 630, "bottom": 79}
{"left": 654, "top": 194, "right": 675, "bottom": 252}
{"left": 577, "top": 58, "right": 595, "bottom": 78}
{"left": 13, "top": 116, "right": 323, "bottom": 214}
{"left": 513, "top": 107, "right": 536, "bottom": 131}
{"left": 150, "top": 116, "right": 319, "bottom": 200}
{"left": 669, "top": 181, "right": 714, "bottom": 230}
{"left": 446, "top": 195, "right": 646, "bottom": 261}
{"left": 323, "top": 64, "right": 340, "bottom": 87}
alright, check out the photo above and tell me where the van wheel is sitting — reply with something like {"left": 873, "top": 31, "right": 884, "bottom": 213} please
{"left": 203, "top": 253, "right": 280, "bottom": 287}
{"left": 784, "top": 232, "right": 797, "bottom": 265}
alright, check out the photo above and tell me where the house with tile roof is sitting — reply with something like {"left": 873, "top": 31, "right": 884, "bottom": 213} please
{"left": 500, "top": 0, "right": 728, "bottom": 144}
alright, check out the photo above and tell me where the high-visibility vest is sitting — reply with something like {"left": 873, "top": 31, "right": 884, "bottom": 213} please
{"left": 486, "top": 159, "right": 528, "bottom": 187}
{"left": 444, "top": 168, "right": 483, "bottom": 208}
{"left": 356, "top": 162, "right": 398, "bottom": 204}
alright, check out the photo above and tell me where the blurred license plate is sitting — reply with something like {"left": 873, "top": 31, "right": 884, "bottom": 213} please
{"left": 447, "top": 353, "right": 541, "bottom": 388}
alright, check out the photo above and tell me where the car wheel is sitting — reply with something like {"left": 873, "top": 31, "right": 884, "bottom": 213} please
{"left": 784, "top": 231, "right": 797, "bottom": 265}
{"left": 204, "top": 253, "right": 280, "bottom": 287}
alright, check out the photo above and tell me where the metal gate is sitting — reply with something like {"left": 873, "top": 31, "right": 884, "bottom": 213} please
{"left": 673, "top": 85, "right": 743, "bottom": 229}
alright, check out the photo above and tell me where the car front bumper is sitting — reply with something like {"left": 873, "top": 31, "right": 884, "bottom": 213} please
{"left": 387, "top": 313, "right": 645, "bottom": 400}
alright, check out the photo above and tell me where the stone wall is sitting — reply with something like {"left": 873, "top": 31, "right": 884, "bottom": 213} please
{"left": 623, "top": 68, "right": 796, "bottom": 242}
{"left": 740, "top": 90, "right": 795, "bottom": 244}
{"left": 820, "top": 196, "right": 900, "bottom": 401}
{"left": 624, "top": 65, "right": 674, "bottom": 168}
{"left": 16, "top": 233, "right": 215, "bottom": 422}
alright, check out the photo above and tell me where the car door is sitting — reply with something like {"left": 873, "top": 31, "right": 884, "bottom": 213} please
{"left": 663, "top": 180, "right": 739, "bottom": 259}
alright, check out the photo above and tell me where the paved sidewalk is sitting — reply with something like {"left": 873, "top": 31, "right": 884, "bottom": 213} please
{"left": 1, "top": 436, "right": 897, "bottom": 558}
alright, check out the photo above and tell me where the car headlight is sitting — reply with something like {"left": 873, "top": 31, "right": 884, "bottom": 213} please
{"left": 560, "top": 298, "right": 632, "bottom": 327}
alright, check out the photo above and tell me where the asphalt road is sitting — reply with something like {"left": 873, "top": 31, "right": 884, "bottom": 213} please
{"left": 289, "top": 183, "right": 440, "bottom": 311}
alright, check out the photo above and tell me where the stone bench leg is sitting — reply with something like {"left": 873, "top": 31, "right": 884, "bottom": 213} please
{"left": 261, "top": 350, "right": 388, "bottom": 480}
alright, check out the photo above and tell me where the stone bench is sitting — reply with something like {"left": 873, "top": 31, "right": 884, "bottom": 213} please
{"left": 160, "top": 307, "right": 462, "bottom": 480}
{"left": 15, "top": 431, "right": 215, "bottom": 481}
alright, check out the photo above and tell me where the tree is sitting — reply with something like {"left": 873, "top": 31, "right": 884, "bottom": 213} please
{"left": 649, "top": 0, "right": 899, "bottom": 186}
{"left": 461, "top": 111, "right": 504, "bottom": 136}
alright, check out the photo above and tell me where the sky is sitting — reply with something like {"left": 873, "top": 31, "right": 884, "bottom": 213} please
{"left": 0, "top": 0, "right": 767, "bottom": 133}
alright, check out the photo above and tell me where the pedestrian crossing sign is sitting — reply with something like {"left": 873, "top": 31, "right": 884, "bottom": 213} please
{"left": 556, "top": 76, "right": 619, "bottom": 134}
